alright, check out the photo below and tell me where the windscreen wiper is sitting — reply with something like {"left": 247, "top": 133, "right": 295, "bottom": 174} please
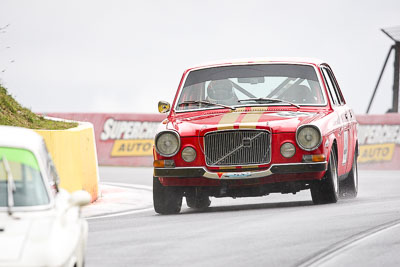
{"left": 238, "top": 97, "right": 300, "bottom": 108}
{"left": 178, "top": 100, "right": 236, "bottom": 110}
{"left": 1, "top": 156, "right": 16, "bottom": 216}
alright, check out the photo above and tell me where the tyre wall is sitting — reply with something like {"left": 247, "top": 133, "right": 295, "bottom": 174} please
{"left": 35, "top": 122, "right": 99, "bottom": 201}
{"left": 45, "top": 113, "right": 166, "bottom": 167}
{"left": 357, "top": 113, "right": 400, "bottom": 170}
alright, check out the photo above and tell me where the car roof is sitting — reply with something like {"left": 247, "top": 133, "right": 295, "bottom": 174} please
{"left": 186, "top": 57, "right": 326, "bottom": 71}
{"left": 0, "top": 125, "right": 44, "bottom": 152}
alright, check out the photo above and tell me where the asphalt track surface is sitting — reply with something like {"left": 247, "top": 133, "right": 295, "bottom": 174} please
{"left": 86, "top": 167, "right": 400, "bottom": 267}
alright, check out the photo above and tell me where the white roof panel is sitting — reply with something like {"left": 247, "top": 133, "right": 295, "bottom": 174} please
{"left": 0, "top": 126, "right": 44, "bottom": 152}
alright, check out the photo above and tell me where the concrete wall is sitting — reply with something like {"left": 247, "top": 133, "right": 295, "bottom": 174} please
{"left": 46, "top": 113, "right": 166, "bottom": 166}
{"left": 35, "top": 122, "right": 99, "bottom": 201}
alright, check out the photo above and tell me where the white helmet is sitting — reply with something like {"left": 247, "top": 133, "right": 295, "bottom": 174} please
{"left": 207, "top": 79, "right": 237, "bottom": 105}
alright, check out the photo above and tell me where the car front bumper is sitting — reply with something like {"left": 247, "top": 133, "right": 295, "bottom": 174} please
{"left": 154, "top": 162, "right": 327, "bottom": 180}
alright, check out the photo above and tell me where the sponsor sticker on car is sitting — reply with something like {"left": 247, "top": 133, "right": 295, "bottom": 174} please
{"left": 221, "top": 172, "right": 252, "bottom": 178}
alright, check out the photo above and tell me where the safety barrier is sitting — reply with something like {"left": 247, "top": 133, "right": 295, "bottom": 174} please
{"left": 45, "top": 113, "right": 166, "bottom": 167}
{"left": 357, "top": 113, "right": 400, "bottom": 170}
{"left": 44, "top": 112, "right": 400, "bottom": 170}
{"left": 34, "top": 121, "right": 99, "bottom": 201}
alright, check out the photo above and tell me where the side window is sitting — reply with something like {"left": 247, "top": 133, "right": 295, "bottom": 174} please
{"left": 322, "top": 68, "right": 339, "bottom": 106}
{"left": 326, "top": 68, "right": 346, "bottom": 104}
{"left": 41, "top": 142, "right": 60, "bottom": 194}
{"left": 48, "top": 160, "right": 60, "bottom": 194}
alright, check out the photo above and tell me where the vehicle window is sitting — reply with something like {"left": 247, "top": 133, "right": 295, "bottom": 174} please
{"left": 176, "top": 64, "right": 326, "bottom": 111}
{"left": 39, "top": 141, "right": 60, "bottom": 195}
{"left": 0, "top": 147, "right": 50, "bottom": 207}
{"left": 322, "top": 68, "right": 340, "bottom": 106}
{"left": 326, "top": 68, "right": 345, "bottom": 104}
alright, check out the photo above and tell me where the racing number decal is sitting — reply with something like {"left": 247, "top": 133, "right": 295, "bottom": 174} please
{"left": 342, "top": 130, "right": 349, "bottom": 165}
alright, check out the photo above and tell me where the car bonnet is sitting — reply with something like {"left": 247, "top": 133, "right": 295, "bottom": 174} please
{"left": 166, "top": 108, "right": 323, "bottom": 136}
{"left": 0, "top": 214, "right": 32, "bottom": 262}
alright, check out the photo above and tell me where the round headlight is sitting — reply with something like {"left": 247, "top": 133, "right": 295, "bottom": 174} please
{"left": 296, "top": 125, "right": 322, "bottom": 151}
{"left": 181, "top": 147, "right": 197, "bottom": 162}
{"left": 280, "top": 142, "right": 296, "bottom": 158}
{"left": 155, "top": 131, "right": 180, "bottom": 157}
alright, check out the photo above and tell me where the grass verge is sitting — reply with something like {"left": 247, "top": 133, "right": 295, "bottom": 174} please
{"left": 0, "top": 85, "right": 78, "bottom": 130}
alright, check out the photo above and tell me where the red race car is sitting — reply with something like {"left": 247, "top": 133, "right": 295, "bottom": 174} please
{"left": 153, "top": 58, "right": 358, "bottom": 214}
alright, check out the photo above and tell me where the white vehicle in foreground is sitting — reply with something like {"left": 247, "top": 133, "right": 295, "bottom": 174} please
{"left": 0, "top": 126, "right": 91, "bottom": 267}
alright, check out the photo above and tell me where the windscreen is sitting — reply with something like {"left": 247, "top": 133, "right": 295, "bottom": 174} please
{"left": 0, "top": 147, "right": 49, "bottom": 207}
{"left": 176, "top": 64, "right": 325, "bottom": 111}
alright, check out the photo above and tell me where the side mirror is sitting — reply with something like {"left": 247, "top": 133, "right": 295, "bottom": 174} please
{"left": 69, "top": 190, "right": 91, "bottom": 207}
{"left": 158, "top": 101, "right": 171, "bottom": 113}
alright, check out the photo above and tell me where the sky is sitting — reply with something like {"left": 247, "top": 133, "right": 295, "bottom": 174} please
{"left": 0, "top": 0, "right": 399, "bottom": 115}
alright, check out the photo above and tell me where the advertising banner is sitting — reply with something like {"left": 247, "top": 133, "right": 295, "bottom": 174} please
{"left": 47, "top": 113, "right": 166, "bottom": 166}
{"left": 47, "top": 113, "right": 400, "bottom": 169}
{"left": 357, "top": 114, "right": 400, "bottom": 170}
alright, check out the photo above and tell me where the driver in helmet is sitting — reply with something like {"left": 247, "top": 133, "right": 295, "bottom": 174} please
{"left": 207, "top": 79, "right": 238, "bottom": 105}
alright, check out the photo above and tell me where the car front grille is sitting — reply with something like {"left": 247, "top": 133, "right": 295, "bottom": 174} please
{"left": 204, "top": 130, "right": 271, "bottom": 166}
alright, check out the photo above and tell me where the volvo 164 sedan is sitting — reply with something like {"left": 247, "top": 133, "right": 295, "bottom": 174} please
{"left": 153, "top": 58, "right": 358, "bottom": 214}
{"left": 0, "top": 126, "right": 90, "bottom": 267}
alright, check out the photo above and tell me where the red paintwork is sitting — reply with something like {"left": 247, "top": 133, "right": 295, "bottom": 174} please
{"left": 154, "top": 59, "right": 358, "bottom": 187}
{"left": 160, "top": 172, "right": 326, "bottom": 187}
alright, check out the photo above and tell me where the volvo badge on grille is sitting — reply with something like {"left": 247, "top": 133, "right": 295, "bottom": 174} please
{"left": 204, "top": 130, "right": 270, "bottom": 166}
{"left": 243, "top": 138, "right": 251, "bottom": 147}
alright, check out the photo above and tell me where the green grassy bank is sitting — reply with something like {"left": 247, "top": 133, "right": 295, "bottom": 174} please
{"left": 0, "top": 85, "right": 77, "bottom": 130}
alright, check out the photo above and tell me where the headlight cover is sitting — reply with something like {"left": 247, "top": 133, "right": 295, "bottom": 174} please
{"left": 280, "top": 142, "right": 296, "bottom": 158}
{"left": 181, "top": 146, "right": 197, "bottom": 162}
{"left": 155, "top": 131, "right": 180, "bottom": 157}
{"left": 296, "top": 125, "right": 322, "bottom": 151}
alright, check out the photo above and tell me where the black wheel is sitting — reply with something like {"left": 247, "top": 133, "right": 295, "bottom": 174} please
{"left": 311, "top": 149, "right": 339, "bottom": 204}
{"left": 153, "top": 177, "right": 183, "bottom": 214}
{"left": 186, "top": 190, "right": 211, "bottom": 209}
{"left": 339, "top": 152, "right": 358, "bottom": 199}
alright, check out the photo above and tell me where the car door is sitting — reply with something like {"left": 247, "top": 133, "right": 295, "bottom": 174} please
{"left": 325, "top": 66, "right": 355, "bottom": 174}
{"left": 321, "top": 65, "right": 349, "bottom": 177}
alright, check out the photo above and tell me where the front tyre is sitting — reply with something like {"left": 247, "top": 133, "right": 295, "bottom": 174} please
{"left": 153, "top": 177, "right": 183, "bottom": 214}
{"left": 311, "top": 149, "right": 339, "bottom": 204}
{"left": 186, "top": 191, "right": 211, "bottom": 209}
{"left": 339, "top": 152, "right": 358, "bottom": 199}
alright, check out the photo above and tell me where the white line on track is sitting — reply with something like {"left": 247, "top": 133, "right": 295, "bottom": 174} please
{"left": 86, "top": 208, "right": 154, "bottom": 220}
{"left": 298, "top": 218, "right": 400, "bottom": 267}
{"left": 101, "top": 182, "right": 152, "bottom": 191}
{"left": 85, "top": 182, "right": 153, "bottom": 220}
